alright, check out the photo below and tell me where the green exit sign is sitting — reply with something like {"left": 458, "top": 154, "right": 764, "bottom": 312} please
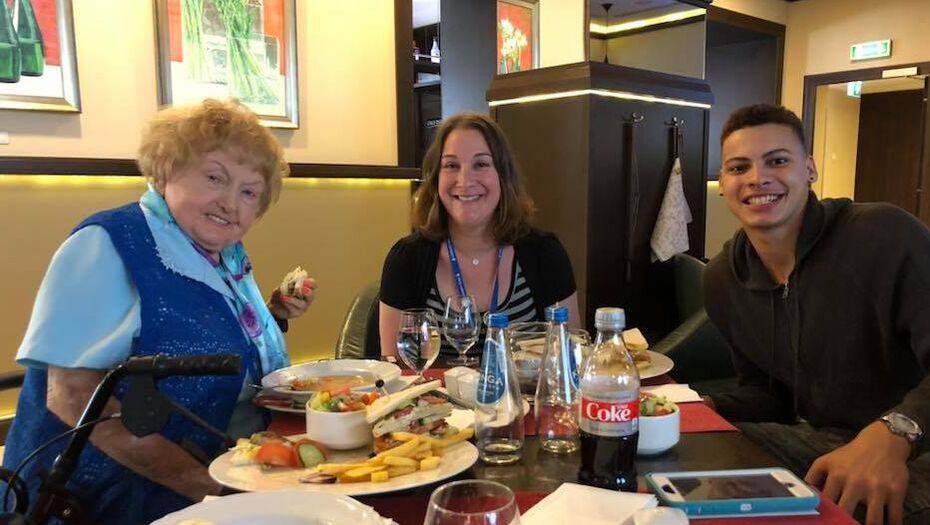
{"left": 850, "top": 39, "right": 892, "bottom": 61}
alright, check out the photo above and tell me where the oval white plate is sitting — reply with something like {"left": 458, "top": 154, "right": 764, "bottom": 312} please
{"left": 209, "top": 437, "right": 478, "bottom": 497}
{"left": 261, "top": 359, "right": 401, "bottom": 397}
{"left": 640, "top": 351, "right": 674, "bottom": 380}
{"left": 151, "top": 490, "right": 387, "bottom": 525}
{"left": 262, "top": 376, "right": 420, "bottom": 414}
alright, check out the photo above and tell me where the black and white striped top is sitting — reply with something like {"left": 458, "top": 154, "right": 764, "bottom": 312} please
{"left": 426, "top": 261, "right": 537, "bottom": 357}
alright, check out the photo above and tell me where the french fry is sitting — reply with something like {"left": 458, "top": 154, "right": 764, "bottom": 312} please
{"left": 386, "top": 465, "right": 418, "bottom": 477}
{"left": 383, "top": 456, "right": 418, "bottom": 467}
{"left": 378, "top": 436, "right": 421, "bottom": 458}
{"left": 432, "top": 428, "right": 474, "bottom": 449}
{"left": 344, "top": 465, "right": 386, "bottom": 478}
{"left": 420, "top": 456, "right": 441, "bottom": 470}
{"left": 391, "top": 431, "right": 420, "bottom": 442}
{"left": 371, "top": 470, "right": 389, "bottom": 483}
{"left": 317, "top": 462, "right": 369, "bottom": 475}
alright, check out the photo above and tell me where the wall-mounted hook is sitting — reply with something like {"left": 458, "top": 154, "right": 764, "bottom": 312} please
{"left": 664, "top": 117, "right": 684, "bottom": 127}
{"left": 625, "top": 112, "right": 645, "bottom": 123}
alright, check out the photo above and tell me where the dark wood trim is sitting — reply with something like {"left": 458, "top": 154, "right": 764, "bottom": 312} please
{"left": 677, "top": 0, "right": 711, "bottom": 7}
{"left": 590, "top": 16, "right": 705, "bottom": 40}
{"left": 0, "top": 157, "right": 421, "bottom": 180}
{"left": 487, "top": 61, "right": 714, "bottom": 105}
{"left": 802, "top": 61, "right": 930, "bottom": 152}
{"left": 394, "top": 0, "right": 416, "bottom": 168}
{"left": 920, "top": 78, "right": 930, "bottom": 226}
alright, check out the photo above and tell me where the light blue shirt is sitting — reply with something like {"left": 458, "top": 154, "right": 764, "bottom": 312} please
{"left": 17, "top": 191, "right": 288, "bottom": 437}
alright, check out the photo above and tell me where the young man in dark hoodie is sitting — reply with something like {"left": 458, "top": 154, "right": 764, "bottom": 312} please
{"left": 704, "top": 104, "right": 930, "bottom": 525}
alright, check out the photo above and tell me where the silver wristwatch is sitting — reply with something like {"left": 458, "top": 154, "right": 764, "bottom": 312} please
{"left": 880, "top": 412, "right": 923, "bottom": 457}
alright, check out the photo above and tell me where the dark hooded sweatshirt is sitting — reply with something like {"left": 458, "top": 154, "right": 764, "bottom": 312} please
{"left": 705, "top": 193, "right": 930, "bottom": 454}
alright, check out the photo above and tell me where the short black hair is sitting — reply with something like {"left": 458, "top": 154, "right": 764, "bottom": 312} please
{"left": 721, "top": 104, "right": 806, "bottom": 149}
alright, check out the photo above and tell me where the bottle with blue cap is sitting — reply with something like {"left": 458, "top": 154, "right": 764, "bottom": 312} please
{"left": 475, "top": 313, "right": 524, "bottom": 464}
{"left": 535, "top": 305, "right": 580, "bottom": 454}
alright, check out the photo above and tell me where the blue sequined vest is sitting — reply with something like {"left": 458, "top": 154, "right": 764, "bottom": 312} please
{"left": 3, "top": 203, "right": 252, "bottom": 524}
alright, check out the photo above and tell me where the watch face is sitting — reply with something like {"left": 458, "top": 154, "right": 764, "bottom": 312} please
{"left": 887, "top": 413, "right": 922, "bottom": 438}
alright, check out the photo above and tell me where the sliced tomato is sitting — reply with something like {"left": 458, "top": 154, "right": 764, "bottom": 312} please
{"left": 255, "top": 441, "right": 299, "bottom": 468}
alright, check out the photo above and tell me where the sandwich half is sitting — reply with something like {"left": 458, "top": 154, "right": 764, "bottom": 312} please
{"left": 365, "top": 380, "right": 456, "bottom": 451}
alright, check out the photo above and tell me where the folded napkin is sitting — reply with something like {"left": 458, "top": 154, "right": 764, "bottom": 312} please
{"left": 650, "top": 158, "right": 693, "bottom": 262}
{"left": 521, "top": 483, "right": 657, "bottom": 525}
{"left": 642, "top": 383, "right": 702, "bottom": 403}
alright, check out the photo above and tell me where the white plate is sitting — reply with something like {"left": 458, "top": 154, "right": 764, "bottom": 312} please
{"left": 152, "top": 490, "right": 389, "bottom": 525}
{"left": 261, "top": 359, "right": 402, "bottom": 397}
{"left": 640, "top": 351, "right": 674, "bottom": 380}
{"left": 262, "top": 376, "right": 420, "bottom": 414}
{"left": 209, "top": 436, "right": 479, "bottom": 496}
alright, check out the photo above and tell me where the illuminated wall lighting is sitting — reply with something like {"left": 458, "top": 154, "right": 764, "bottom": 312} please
{"left": 589, "top": 8, "right": 705, "bottom": 35}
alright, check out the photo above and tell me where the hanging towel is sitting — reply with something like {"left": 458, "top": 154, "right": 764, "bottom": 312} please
{"left": 650, "top": 157, "right": 692, "bottom": 262}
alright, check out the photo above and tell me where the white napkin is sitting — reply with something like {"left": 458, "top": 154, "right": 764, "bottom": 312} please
{"left": 642, "top": 383, "right": 702, "bottom": 403}
{"left": 650, "top": 158, "right": 693, "bottom": 262}
{"left": 521, "top": 482, "right": 658, "bottom": 525}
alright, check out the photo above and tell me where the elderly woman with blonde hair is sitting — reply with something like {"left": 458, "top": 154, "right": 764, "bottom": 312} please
{"left": 3, "top": 99, "right": 315, "bottom": 524}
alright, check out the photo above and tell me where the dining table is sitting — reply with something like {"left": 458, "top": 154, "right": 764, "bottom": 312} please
{"left": 263, "top": 367, "right": 857, "bottom": 525}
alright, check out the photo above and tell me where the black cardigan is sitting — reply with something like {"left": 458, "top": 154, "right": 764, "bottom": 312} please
{"left": 380, "top": 228, "right": 577, "bottom": 321}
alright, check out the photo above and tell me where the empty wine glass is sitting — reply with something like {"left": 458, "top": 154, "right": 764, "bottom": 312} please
{"left": 396, "top": 308, "right": 441, "bottom": 382}
{"left": 442, "top": 295, "right": 480, "bottom": 367}
{"left": 423, "top": 480, "right": 521, "bottom": 525}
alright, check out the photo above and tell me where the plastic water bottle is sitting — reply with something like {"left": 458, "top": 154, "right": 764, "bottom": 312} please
{"left": 535, "top": 306, "right": 580, "bottom": 454}
{"left": 475, "top": 313, "right": 525, "bottom": 465}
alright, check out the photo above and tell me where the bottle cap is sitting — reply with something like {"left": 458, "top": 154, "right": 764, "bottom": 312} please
{"left": 594, "top": 307, "right": 625, "bottom": 330}
{"left": 487, "top": 313, "right": 508, "bottom": 328}
{"left": 545, "top": 306, "right": 569, "bottom": 323}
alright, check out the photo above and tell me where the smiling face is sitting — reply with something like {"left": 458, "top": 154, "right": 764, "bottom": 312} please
{"left": 158, "top": 149, "right": 265, "bottom": 255}
{"left": 437, "top": 127, "right": 502, "bottom": 234}
{"left": 719, "top": 123, "right": 817, "bottom": 239}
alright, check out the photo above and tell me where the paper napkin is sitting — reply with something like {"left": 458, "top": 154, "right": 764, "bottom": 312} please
{"left": 521, "top": 483, "right": 658, "bottom": 525}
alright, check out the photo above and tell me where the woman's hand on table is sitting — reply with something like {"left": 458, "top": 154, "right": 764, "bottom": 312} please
{"left": 804, "top": 420, "right": 910, "bottom": 525}
{"left": 268, "top": 277, "right": 317, "bottom": 320}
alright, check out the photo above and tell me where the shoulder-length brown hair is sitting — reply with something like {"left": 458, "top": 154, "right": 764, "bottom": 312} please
{"left": 412, "top": 113, "right": 535, "bottom": 244}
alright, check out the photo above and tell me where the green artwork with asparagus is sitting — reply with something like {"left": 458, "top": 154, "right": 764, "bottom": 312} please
{"left": 0, "top": 0, "right": 44, "bottom": 83}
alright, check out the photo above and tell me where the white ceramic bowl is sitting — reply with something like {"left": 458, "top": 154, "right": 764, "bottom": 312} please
{"left": 305, "top": 404, "right": 372, "bottom": 450}
{"left": 636, "top": 409, "right": 680, "bottom": 456}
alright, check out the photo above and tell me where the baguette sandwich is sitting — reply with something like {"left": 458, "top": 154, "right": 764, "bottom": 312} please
{"left": 279, "top": 266, "right": 311, "bottom": 299}
{"left": 365, "top": 380, "right": 456, "bottom": 452}
{"left": 622, "top": 327, "right": 652, "bottom": 371}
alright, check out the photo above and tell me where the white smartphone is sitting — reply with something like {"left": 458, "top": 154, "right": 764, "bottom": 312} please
{"left": 645, "top": 467, "right": 820, "bottom": 518}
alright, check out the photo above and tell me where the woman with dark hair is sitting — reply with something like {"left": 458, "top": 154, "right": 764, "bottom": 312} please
{"left": 379, "top": 112, "right": 579, "bottom": 361}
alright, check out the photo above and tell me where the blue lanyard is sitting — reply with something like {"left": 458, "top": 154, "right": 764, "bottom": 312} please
{"left": 445, "top": 238, "right": 504, "bottom": 314}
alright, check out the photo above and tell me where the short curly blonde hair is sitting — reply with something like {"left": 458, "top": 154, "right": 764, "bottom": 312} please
{"left": 137, "top": 99, "right": 289, "bottom": 216}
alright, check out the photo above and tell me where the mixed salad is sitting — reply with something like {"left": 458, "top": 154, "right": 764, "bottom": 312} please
{"left": 308, "top": 388, "right": 381, "bottom": 413}
{"left": 640, "top": 391, "right": 678, "bottom": 416}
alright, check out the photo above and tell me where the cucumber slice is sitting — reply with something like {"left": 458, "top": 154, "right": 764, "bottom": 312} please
{"left": 297, "top": 442, "right": 326, "bottom": 468}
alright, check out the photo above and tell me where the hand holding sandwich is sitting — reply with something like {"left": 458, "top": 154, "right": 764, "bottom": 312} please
{"left": 268, "top": 266, "right": 317, "bottom": 321}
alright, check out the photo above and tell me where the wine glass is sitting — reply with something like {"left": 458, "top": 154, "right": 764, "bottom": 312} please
{"left": 423, "top": 480, "right": 521, "bottom": 525}
{"left": 396, "top": 308, "right": 441, "bottom": 382}
{"left": 442, "top": 295, "right": 480, "bottom": 367}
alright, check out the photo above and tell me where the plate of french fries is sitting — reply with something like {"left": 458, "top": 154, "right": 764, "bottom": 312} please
{"left": 208, "top": 427, "right": 478, "bottom": 496}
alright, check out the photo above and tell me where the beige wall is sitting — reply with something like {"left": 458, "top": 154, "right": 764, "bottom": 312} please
{"left": 0, "top": 1, "right": 411, "bottom": 417}
{"left": 812, "top": 85, "right": 859, "bottom": 199}
{"left": 605, "top": 21, "right": 705, "bottom": 79}
{"left": 781, "top": 0, "right": 930, "bottom": 115}
{"left": 539, "top": 0, "right": 586, "bottom": 67}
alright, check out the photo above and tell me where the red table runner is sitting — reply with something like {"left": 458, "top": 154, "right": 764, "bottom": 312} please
{"left": 359, "top": 491, "right": 856, "bottom": 525}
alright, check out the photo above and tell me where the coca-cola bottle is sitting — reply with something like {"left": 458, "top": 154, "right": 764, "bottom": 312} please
{"left": 578, "top": 307, "right": 640, "bottom": 491}
{"left": 535, "top": 305, "right": 579, "bottom": 454}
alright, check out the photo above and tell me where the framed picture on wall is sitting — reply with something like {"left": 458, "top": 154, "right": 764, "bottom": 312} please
{"left": 154, "top": 0, "right": 299, "bottom": 128}
{"left": 0, "top": 0, "right": 80, "bottom": 112}
{"left": 496, "top": 0, "right": 538, "bottom": 75}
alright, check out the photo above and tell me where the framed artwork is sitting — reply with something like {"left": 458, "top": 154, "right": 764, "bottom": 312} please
{"left": 496, "top": 0, "right": 538, "bottom": 75}
{"left": 154, "top": 0, "right": 298, "bottom": 128}
{"left": 0, "top": 0, "right": 80, "bottom": 112}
